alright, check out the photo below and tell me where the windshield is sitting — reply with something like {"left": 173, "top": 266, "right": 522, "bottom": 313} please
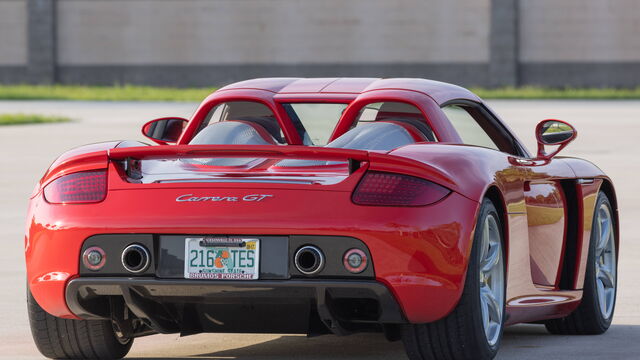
{"left": 282, "top": 103, "right": 348, "bottom": 145}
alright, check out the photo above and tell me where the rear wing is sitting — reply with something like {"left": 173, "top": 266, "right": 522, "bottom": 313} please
{"left": 107, "top": 145, "right": 457, "bottom": 189}
{"left": 109, "top": 145, "right": 368, "bottom": 170}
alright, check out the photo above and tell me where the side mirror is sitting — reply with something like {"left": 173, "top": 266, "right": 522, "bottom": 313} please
{"left": 535, "top": 119, "right": 577, "bottom": 160}
{"left": 141, "top": 117, "right": 188, "bottom": 144}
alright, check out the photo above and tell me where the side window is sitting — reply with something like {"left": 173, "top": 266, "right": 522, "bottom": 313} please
{"left": 354, "top": 102, "right": 437, "bottom": 141}
{"left": 195, "top": 101, "right": 284, "bottom": 143}
{"left": 442, "top": 105, "right": 499, "bottom": 151}
{"left": 442, "top": 104, "right": 522, "bottom": 155}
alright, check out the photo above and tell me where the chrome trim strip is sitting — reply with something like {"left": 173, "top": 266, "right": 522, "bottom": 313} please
{"left": 158, "top": 179, "right": 315, "bottom": 184}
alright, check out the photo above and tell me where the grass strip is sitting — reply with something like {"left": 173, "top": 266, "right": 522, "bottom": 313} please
{"left": 2, "top": 85, "right": 640, "bottom": 101}
{"left": 0, "top": 113, "right": 72, "bottom": 126}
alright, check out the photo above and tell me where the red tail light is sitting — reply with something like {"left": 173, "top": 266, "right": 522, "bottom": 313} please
{"left": 352, "top": 171, "right": 450, "bottom": 206}
{"left": 44, "top": 170, "right": 107, "bottom": 204}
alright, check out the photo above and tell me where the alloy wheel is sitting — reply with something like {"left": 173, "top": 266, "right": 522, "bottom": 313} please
{"left": 594, "top": 203, "right": 616, "bottom": 319}
{"left": 479, "top": 214, "right": 505, "bottom": 347}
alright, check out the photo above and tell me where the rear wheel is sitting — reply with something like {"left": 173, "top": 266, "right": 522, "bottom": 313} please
{"left": 402, "top": 198, "right": 506, "bottom": 360}
{"left": 545, "top": 191, "right": 617, "bottom": 334}
{"left": 28, "top": 289, "right": 132, "bottom": 359}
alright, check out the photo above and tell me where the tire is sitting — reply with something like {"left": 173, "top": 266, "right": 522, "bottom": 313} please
{"left": 545, "top": 191, "right": 617, "bottom": 335}
{"left": 402, "top": 198, "right": 506, "bottom": 360}
{"left": 28, "top": 289, "right": 133, "bottom": 359}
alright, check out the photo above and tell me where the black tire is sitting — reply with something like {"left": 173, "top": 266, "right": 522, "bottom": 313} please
{"left": 402, "top": 198, "right": 506, "bottom": 360}
{"left": 28, "top": 289, "right": 133, "bottom": 359}
{"left": 545, "top": 191, "right": 617, "bottom": 335}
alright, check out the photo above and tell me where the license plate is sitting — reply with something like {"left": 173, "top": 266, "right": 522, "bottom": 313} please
{"left": 184, "top": 237, "right": 260, "bottom": 280}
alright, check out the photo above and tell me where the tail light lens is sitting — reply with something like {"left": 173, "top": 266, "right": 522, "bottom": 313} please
{"left": 44, "top": 170, "right": 107, "bottom": 204}
{"left": 352, "top": 171, "right": 450, "bottom": 206}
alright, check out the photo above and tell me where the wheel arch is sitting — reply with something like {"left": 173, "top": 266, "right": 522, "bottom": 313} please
{"left": 483, "top": 185, "right": 509, "bottom": 265}
{"left": 599, "top": 178, "right": 620, "bottom": 257}
{"left": 451, "top": 185, "right": 509, "bottom": 315}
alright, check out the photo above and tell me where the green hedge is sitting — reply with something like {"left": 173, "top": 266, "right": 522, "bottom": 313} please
{"left": 2, "top": 85, "right": 640, "bottom": 101}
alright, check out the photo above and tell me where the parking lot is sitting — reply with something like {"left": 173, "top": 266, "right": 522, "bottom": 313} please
{"left": 1, "top": 99, "right": 639, "bottom": 359}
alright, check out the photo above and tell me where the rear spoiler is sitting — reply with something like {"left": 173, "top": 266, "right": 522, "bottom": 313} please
{"left": 109, "top": 145, "right": 368, "bottom": 174}
{"left": 107, "top": 145, "right": 457, "bottom": 189}
{"left": 108, "top": 145, "right": 369, "bottom": 162}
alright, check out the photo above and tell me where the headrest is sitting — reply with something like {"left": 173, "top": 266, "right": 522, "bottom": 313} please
{"left": 186, "top": 121, "right": 276, "bottom": 167}
{"left": 189, "top": 120, "right": 277, "bottom": 146}
{"left": 274, "top": 122, "right": 419, "bottom": 168}
{"left": 328, "top": 121, "right": 418, "bottom": 151}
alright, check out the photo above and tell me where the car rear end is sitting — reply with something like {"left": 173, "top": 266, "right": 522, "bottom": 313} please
{"left": 25, "top": 144, "right": 480, "bottom": 338}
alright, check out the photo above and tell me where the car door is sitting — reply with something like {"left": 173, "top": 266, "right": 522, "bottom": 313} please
{"left": 441, "top": 102, "right": 572, "bottom": 288}
{"left": 521, "top": 175, "right": 568, "bottom": 287}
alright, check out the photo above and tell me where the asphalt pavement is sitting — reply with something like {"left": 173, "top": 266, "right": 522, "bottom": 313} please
{"left": 1, "top": 99, "right": 639, "bottom": 359}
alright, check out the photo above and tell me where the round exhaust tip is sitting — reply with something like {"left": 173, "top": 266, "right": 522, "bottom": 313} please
{"left": 294, "top": 245, "right": 325, "bottom": 275}
{"left": 121, "top": 244, "right": 151, "bottom": 273}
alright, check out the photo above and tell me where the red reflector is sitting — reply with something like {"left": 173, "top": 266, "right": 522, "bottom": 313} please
{"left": 352, "top": 171, "right": 450, "bottom": 206}
{"left": 44, "top": 170, "right": 107, "bottom": 204}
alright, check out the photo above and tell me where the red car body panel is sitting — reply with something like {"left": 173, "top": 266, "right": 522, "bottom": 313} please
{"left": 25, "top": 78, "right": 618, "bottom": 330}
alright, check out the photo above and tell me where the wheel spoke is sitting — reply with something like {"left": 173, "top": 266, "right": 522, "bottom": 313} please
{"left": 597, "top": 220, "right": 610, "bottom": 256}
{"left": 481, "top": 286, "right": 502, "bottom": 323}
{"left": 595, "top": 218, "right": 604, "bottom": 256}
{"left": 600, "top": 220, "right": 611, "bottom": 246}
{"left": 481, "top": 220, "right": 490, "bottom": 261}
{"left": 596, "top": 277, "right": 608, "bottom": 312}
{"left": 481, "top": 244, "right": 500, "bottom": 273}
{"left": 598, "top": 267, "right": 615, "bottom": 289}
{"left": 480, "top": 287, "right": 490, "bottom": 328}
{"left": 596, "top": 206, "right": 613, "bottom": 256}
{"left": 488, "top": 323, "right": 501, "bottom": 339}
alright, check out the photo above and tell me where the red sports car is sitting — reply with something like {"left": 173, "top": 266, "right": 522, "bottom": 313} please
{"left": 25, "top": 78, "right": 618, "bottom": 360}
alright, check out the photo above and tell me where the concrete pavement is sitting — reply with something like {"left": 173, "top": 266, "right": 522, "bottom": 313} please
{"left": 1, "top": 100, "right": 639, "bottom": 359}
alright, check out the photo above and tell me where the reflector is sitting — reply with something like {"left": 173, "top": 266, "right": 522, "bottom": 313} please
{"left": 82, "top": 246, "right": 106, "bottom": 271}
{"left": 343, "top": 248, "right": 367, "bottom": 274}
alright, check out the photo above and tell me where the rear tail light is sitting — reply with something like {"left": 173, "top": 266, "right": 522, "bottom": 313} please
{"left": 352, "top": 171, "right": 450, "bottom": 206}
{"left": 43, "top": 170, "right": 107, "bottom": 204}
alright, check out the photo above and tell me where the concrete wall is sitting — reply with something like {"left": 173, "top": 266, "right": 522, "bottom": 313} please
{"left": 519, "top": 0, "right": 640, "bottom": 87}
{"left": 0, "top": 0, "right": 27, "bottom": 65}
{"left": 57, "top": 0, "right": 489, "bottom": 65}
{"left": 52, "top": 0, "right": 490, "bottom": 86}
{"left": 0, "top": 0, "right": 28, "bottom": 82}
{"left": 520, "top": 0, "right": 640, "bottom": 62}
{"left": 3, "top": 0, "right": 640, "bottom": 87}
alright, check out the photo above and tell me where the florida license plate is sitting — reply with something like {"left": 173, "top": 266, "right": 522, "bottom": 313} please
{"left": 184, "top": 237, "right": 260, "bottom": 280}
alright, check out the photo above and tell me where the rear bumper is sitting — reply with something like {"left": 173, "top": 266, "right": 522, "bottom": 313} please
{"left": 66, "top": 277, "right": 405, "bottom": 335}
{"left": 26, "top": 188, "right": 480, "bottom": 323}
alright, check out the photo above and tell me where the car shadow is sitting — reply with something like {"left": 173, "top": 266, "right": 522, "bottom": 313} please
{"left": 126, "top": 324, "right": 640, "bottom": 360}
{"left": 128, "top": 331, "right": 405, "bottom": 360}
{"left": 498, "top": 323, "right": 640, "bottom": 359}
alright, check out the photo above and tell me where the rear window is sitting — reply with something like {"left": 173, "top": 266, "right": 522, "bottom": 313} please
{"left": 282, "top": 103, "right": 347, "bottom": 145}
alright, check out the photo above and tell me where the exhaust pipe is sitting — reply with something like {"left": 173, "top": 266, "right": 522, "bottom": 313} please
{"left": 294, "top": 245, "right": 325, "bottom": 275}
{"left": 121, "top": 244, "right": 151, "bottom": 273}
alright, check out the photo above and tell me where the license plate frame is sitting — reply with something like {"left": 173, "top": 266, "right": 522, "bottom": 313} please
{"left": 184, "top": 237, "right": 260, "bottom": 280}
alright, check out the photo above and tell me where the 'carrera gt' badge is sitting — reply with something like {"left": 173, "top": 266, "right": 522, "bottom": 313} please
{"left": 176, "top": 194, "right": 273, "bottom": 202}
